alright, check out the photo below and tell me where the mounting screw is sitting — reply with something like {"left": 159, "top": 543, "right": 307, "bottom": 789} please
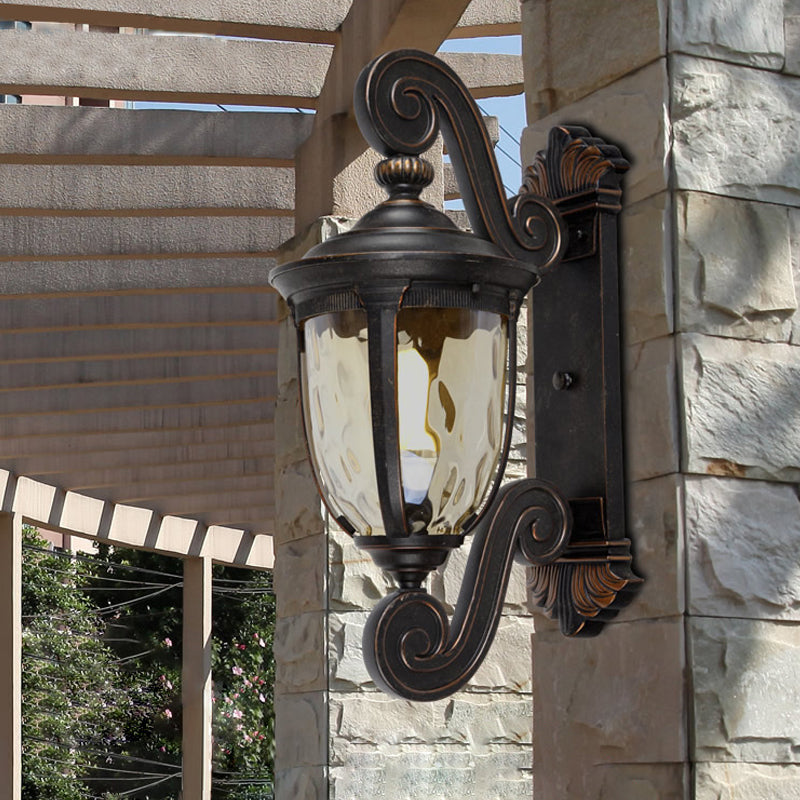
{"left": 552, "top": 371, "right": 574, "bottom": 391}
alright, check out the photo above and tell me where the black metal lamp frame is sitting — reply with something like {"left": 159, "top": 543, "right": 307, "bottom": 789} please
{"left": 269, "top": 49, "right": 640, "bottom": 702}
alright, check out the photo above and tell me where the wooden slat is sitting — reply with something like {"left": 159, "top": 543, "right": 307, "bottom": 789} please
{"left": 0, "top": 421, "right": 274, "bottom": 458}
{"left": 131, "top": 489, "right": 272, "bottom": 517}
{"left": 2, "top": 471, "right": 275, "bottom": 565}
{"left": 53, "top": 456, "right": 274, "bottom": 491}
{"left": 0, "top": 258, "right": 282, "bottom": 294}
{"left": 113, "top": 474, "right": 273, "bottom": 505}
{"left": 0, "top": 399, "right": 270, "bottom": 438}
{"left": 0, "top": 373, "right": 277, "bottom": 416}
{"left": 0, "top": 352, "right": 276, "bottom": 391}
{"left": 11, "top": 438, "right": 274, "bottom": 476}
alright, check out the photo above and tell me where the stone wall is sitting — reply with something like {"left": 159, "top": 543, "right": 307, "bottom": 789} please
{"left": 521, "top": 0, "right": 800, "bottom": 797}
{"left": 327, "top": 521, "right": 534, "bottom": 800}
{"left": 273, "top": 222, "right": 332, "bottom": 800}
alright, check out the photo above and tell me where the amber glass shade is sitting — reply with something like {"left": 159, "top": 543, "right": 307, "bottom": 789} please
{"left": 302, "top": 308, "right": 507, "bottom": 537}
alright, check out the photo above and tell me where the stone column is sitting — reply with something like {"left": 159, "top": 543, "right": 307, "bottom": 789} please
{"left": 0, "top": 513, "right": 22, "bottom": 800}
{"left": 521, "top": 0, "right": 800, "bottom": 797}
{"left": 272, "top": 222, "right": 334, "bottom": 800}
{"left": 182, "top": 555, "right": 213, "bottom": 800}
{"left": 669, "top": 3, "right": 800, "bottom": 792}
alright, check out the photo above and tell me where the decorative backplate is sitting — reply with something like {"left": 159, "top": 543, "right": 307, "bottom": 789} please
{"left": 525, "top": 125, "right": 641, "bottom": 636}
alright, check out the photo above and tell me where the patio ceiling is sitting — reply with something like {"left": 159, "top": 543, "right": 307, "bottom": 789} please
{"left": 0, "top": 0, "right": 522, "bottom": 564}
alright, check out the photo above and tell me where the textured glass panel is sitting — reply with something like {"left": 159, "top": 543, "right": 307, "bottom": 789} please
{"left": 302, "top": 311, "right": 382, "bottom": 535}
{"left": 397, "top": 308, "right": 507, "bottom": 535}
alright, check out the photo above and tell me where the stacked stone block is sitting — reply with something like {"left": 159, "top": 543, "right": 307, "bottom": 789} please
{"left": 521, "top": 0, "right": 800, "bottom": 797}
{"left": 328, "top": 525, "right": 535, "bottom": 799}
{"left": 273, "top": 223, "right": 334, "bottom": 800}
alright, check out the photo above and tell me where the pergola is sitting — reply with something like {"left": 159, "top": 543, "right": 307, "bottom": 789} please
{"left": 0, "top": 2, "right": 522, "bottom": 796}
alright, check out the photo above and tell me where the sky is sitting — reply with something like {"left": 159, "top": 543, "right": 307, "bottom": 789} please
{"left": 437, "top": 34, "right": 526, "bottom": 196}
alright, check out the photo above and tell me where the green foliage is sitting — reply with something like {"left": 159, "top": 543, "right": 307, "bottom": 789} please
{"left": 92, "top": 547, "right": 276, "bottom": 799}
{"left": 21, "top": 525, "right": 134, "bottom": 800}
{"left": 21, "top": 529, "right": 275, "bottom": 800}
{"left": 211, "top": 567, "right": 276, "bottom": 784}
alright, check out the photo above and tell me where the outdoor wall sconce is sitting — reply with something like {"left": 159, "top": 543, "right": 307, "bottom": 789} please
{"left": 269, "top": 49, "right": 640, "bottom": 701}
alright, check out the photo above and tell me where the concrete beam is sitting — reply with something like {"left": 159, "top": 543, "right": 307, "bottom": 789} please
{"left": 0, "top": 163, "right": 294, "bottom": 213}
{"left": 0, "top": 0, "right": 516, "bottom": 42}
{"left": 0, "top": 374, "right": 277, "bottom": 416}
{"left": 0, "top": 0, "right": 350, "bottom": 43}
{"left": 0, "top": 325, "right": 278, "bottom": 364}
{"left": 0, "top": 421, "right": 274, "bottom": 458}
{"left": 444, "top": 162, "right": 459, "bottom": 200}
{"left": 0, "top": 215, "right": 295, "bottom": 260}
{"left": 451, "top": 0, "right": 521, "bottom": 37}
{"left": 0, "top": 291, "right": 278, "bottom": 330}
{"left": 1, "top": 471, "right": 275, "bottom": 565}
{"left": 0, "top": 106, "right": 314, "bottom": 163}
{"left": 0, "top": 351, "right": 275, "bottom": 391}
{"left": 438, "top": 52, "right": 523, "bottom": 97}
{"left": 0, "top": 29, "right": 331, "bottom": 106}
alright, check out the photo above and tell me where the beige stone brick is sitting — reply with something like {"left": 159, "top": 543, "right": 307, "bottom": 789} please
{"left": 670, "top": 0, "right": 785, "bottom": 69}
{"left": 677, "top": 192, "right": 795, "bottom": 342}
{"left": 522, "top": 0, "right": 665, "bottom": 120}
{"left": 695, "top": 762, "right": 800, "bottom": 799}
{"left": 622, "top": 192, "right": 674, "bottom": 344}
{"left": 680, "top": 334, "right": 800, "bottom": 482}
{"left": 685, "top": 476, "right": 800, "bottom": 619}
{"left": 521, "top": 60, "right": 669, "bottom": 206}
{"left": 618, "top": 474, "right": 684, "bottom": 621}
{"left": 532, "top": 618, "right": 687, "bottom": 798}
{"left": 274, "top": 612, "right": 326, "bottom": 693}
{"left": 691, "top": 617, "right": 800, "bottom": 762}
{"left": 624, "top": 336, "right": 680, "bottom": 481}
{"left": 672, "top": 56, "right": 800, "bottom": 205}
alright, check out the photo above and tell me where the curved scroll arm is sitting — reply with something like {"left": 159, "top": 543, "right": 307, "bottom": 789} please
{"left": 362, "top": 479, "right": 571, "bottom": 701}
{"left": 354, "top": 49, "right": 565, "bottom": 272}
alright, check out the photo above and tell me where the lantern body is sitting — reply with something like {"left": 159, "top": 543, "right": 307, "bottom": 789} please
{"left": 268, "top": 49, "right": 637, "bottom": 701}
{"left": 301, "top": 307, "right": 507, "bottom": 537}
